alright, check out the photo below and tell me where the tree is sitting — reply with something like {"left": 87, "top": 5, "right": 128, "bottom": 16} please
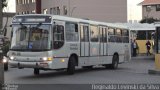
{"left": 140, "top": 18, "right": 159, "bottom": 24}
{"left": 2, "top": 0, "right": 7, "bottom": 9}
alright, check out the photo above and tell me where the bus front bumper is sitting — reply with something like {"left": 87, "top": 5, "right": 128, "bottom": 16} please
{"left": 9, "top": 60, "right": 52, "bottom": 69}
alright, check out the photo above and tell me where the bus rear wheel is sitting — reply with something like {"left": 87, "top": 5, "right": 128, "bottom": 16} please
{"left": 110, "top": 55, "right": 119, "bottom": 69}
{"left": 67, "top": 56, "right": 76, "bottom": 75}
{"left": 34, "top": 68, "right": 40, "bottom": 75}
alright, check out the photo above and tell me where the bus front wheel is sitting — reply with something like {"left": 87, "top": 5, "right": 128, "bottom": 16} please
{"left": 34, "top": 68, "right": 40, "bottom": 75}
{"left": 67, "top": 56, "right": 76, "bottom": 75}
{"left": 4, "top": 63, "right": 8, "bottom": 71}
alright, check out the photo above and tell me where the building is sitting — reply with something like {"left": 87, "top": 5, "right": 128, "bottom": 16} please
{"left": 16, "top": 0, "right": 127, "bottom": 23}
{"left": 16, "top": 0, "right": 41, "bottom": 14}
{"left": 140, "top": 0, "right": 160, "bottom": 19}
{"left": 2, "top": 13, "right": 16, "bottom": 39}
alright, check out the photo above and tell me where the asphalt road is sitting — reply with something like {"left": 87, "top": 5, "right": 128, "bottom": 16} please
{"left": 4, "top": 56, "right": 160, "bottom": 90}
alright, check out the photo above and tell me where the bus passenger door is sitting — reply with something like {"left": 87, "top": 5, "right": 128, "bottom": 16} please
{"left": 90, "top": 25, "right": 99, "bottom": 64}
{"left": 103, "top": 27, "right": 108, "bottom": 56}
{"left": 100, "top": 27, "right": 108, "bottom": 63}
{"left": 100, "top": 26, "right": 104, "bottom": 56}
{"left": 80, "top": 24, "right": 90, "bottom": 65}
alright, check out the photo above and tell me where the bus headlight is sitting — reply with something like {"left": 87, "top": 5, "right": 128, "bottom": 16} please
{"left": 42, "top": 57, "right": 47, "bottom": 61}
{"left": 3, "top": 58, "right": 7, "bottom": 63}
{"left": 42, "top": 57, "right": 53, "bottom": 61}
{"left": 10, "top": 56, "right": 15, "bottom": 60}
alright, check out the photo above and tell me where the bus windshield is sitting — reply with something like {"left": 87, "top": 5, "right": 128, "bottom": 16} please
{"left": 11, "top": 24, "right": 51, "bottom": 51}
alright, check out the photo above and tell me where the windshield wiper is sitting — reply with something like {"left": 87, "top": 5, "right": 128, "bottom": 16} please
{"left": 19, "top": 23, "right": 27, "bottom": 29}
{"left": 36, "top": 22, "right": 42, "bottom": 28}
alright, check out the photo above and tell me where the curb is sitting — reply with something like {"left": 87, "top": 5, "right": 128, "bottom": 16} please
{"left": 148, "top": 69, "right": 160, "bottom": 75}
{"left": 132, "top": 56, "right": 154, "bottom": 60}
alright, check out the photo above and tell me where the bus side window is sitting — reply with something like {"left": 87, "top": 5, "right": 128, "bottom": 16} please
{"left": 108, "top": 28, "right": 115, "bottom": 42}
{"left": 53, "top": 25, "right": 64, "bottom": 49}
{"left": 65, "top": 22, "right": 79, "bottom": 42}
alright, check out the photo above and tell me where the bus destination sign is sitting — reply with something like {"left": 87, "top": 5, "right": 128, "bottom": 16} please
{"left": 12, "top": 16, "right": 52, "bottom": 23}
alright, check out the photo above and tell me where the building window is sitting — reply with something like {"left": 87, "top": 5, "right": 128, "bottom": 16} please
{"left": 156, "top": 4, "right": 160, "bottom": 11}
{"left": 22, "top": 0, "right": 24, "bottom": 4}
{"left": 50, "top": 8, "right": 52, "bottom": 14}
{"left": 32, "top": 0, "right": 36, "bottom": 3}
{"left": 63, "top": 6, "right": 67, "bottom": 15}
{"left": 24, "top": 0, "right": 26, "bottom": 4}
{"left": 26, "top": 11, "right": 29, "bottom": 14}
{"left": 43, "top": 9, "right": 48, "bottom": 14}
{"left": 17, "top": 0, "right": 22, "bottom": 4}
{"left": 57, "top": 7, "right": 60, "bottom": 15}
{"left": 53, "top": 7, "right": 56, "bottom": 15}
{"left": 31, "top": 10, "right": 35, "bottom": 14}
{"left": 27, "top": 0, "right": 30, "bottom": 4}
{"left": 146, "top": 5, "right": 152, "bottom": 12}
{"left": 16, "top": 0, "right": 19, "bottom": 4}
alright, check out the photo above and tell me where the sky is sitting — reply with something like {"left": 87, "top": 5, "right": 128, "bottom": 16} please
{"left": 6, "top": 0, "right": 143, "bottom": 22}
{"left": 3, "top": 0, "right": 16, "bottom": 12}
{"left": 127, "top": 0, "right": 143, "bottom": 22}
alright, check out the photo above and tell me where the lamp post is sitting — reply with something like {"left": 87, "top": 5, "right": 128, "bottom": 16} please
{"left": 71, "top": 7, "right": 76, "bottom": 16}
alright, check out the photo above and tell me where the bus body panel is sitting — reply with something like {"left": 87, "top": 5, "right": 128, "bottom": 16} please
{"left": 8, "top": 14, "right": 131, "bottom": 72}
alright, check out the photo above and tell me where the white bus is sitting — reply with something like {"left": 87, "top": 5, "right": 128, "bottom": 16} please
{"left": 8, "top": 14, "right": 130, "bottom": 75}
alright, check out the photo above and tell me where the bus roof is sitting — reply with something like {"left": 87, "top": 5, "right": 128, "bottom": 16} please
{"left": 12, "top": 14, "right": 129, "bottom": 29}
{"left": 116, "top": 23, "right": 155, "bottom": 31}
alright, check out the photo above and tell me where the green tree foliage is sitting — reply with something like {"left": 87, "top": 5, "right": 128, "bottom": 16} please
{"left": 140, "top": 18, "right": 159, "bottom": 24}
{"left": 2, "top": 0, "right": 7, "bottom": 9}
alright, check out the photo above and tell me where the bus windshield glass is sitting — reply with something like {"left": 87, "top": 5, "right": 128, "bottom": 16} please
{"left": 11, "top": 24, "right": 51, "bottom": 51}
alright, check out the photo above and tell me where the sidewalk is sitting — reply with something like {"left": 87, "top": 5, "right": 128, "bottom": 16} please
{"left": 131, "top": 55, "right": 154, "bottom": 60}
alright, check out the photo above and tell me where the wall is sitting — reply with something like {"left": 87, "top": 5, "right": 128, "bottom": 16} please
{"left": 142, "top": 5, "right": 160, "bottom": 19}
{"left": 41, "top": 0, "right": 127, "bottom": 23}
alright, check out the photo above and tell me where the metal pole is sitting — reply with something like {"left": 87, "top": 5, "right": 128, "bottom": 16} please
{"left": 68, "top": 0, "right": 70, "bottom": 16}
{"left": 0, "top": 0, "right": 4, "bottom": 89}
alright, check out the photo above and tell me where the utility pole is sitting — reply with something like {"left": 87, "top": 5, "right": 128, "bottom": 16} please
{"left": 0, "top": 0, "right": 4, "bottom": 89}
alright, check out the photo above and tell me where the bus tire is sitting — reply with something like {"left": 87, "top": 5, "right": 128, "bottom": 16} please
{"left": 4, "top": 63, "right": 8, "bottom": 71}
{"left": 34, "top": 68, "right": 40, "bottom": 75}
{"left": 110, "top": 55, "right": 119, "bottom": 69}
{"left": 67, "top": 56, "right": 76, "bottom": 75}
